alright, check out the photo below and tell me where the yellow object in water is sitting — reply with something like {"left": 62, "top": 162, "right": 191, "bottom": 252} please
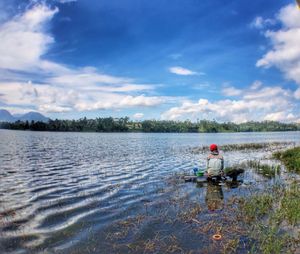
{"left": 297, "top": 0, "right": 300, "bottom": 9}
{"left": 212, "top": 234, "right": 222, "bottom": 240}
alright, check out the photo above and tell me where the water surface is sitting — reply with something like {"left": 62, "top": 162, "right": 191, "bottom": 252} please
{"left": 0, "top": 130, "right": 299, "bottom": 253}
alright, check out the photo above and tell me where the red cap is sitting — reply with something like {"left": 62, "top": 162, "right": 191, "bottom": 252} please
{"left": 210, "top": 144, "right": 218, "bottom": 151}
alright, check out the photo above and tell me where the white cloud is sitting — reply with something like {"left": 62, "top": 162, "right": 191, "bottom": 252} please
{"left": 169, "top": 66, "right": 201, "bottom": 76}
{"left": 250, "top": 80, "right": 262, "bottom": 90}
{"left": 243, "top": 86, "right": 291, "bottom": 100}
{"left": 74, "top": 95, "right": 164, "bottom": 112}
{"left": 251, "top": 17, "right": 264, "bottom": 29}
{"left": 0, "top": 5, "right": 58, "bottom": 71}
{"left": 0, "top": 106, "right": 35, "bottom": 115}
{"left": 264, "top": 111, "right": 297, "bottom": 122}
{"left": 38, "top": 104, "right": 72, "bottom": 113}
{"left": 161, "top": 82, "right": 298, "bottom": 123}
{"left": 48, "top": 67, "right": 132, "bottom": 86}
{"left": 0, "top": 4, "right": 168, "bottom": 114}
{"left": 256, "top": 4, "right": 300, "bottom": 87}
{"left": 294, "top": 88, "right": 300, "bottom": 99}
{"left": 119, "top": 95, "right": 164, "bottom": 107}
{"left": 250, "top": 16, "right": 276, "bottom": 29}
{"left": 0, "top": 81, "right": 166, "bottom": 113}
{"left": 222, "top": 86, "right": 242, "bottom": 96}
{"left": 79, "top": 84, "right": 155, "bottom": 93}
{"left": 277, "top": 4, "right": 300, "bottom": 29}
{"left": 192, "top": 83, "right": 210, "bottom": 90}
{"left": 133, "top": 113, "right": 144, "bottom": 119}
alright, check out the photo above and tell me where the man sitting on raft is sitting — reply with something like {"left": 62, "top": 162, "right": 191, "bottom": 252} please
{"left": 205, "top": 144, "right": 224, "bottom": 182}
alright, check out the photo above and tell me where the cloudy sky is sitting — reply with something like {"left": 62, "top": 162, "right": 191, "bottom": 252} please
{"left": 0, "top": 0, "right": 300, "bottom": 122}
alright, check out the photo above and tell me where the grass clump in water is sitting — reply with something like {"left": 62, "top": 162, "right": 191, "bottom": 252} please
{"left": 220, "top": 142, "right": 294, "bottom": 151}
{"left": 189, "top": 142, "right": 294, "bottom": 154}
{"left": 221, "top": 143, "right": 273, "bottom": 151}
{"left": 227, "top": 160, "right": 281, "bottom": 178}
{"left": 272, "top": 182, "right": 300, "bottom": 226}
{"left": 249, "top": 225, "right": 290, "bottom": 254}
{"left": 247, "top": 160, "right": 281, "bottom": 178}
{"left": 222, "top": 238, "right": 240, "bottom": 254}
{"left": 273, "top": 147, "right": 300, "bottom": 173}
{"left": 238, "top": 183, "right": 300, "bottom": 254}
{"left": 239, "top": 194, "right": 274, "bottom": 222}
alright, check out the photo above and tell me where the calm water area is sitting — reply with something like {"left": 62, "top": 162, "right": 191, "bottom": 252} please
{"left": 1, "top": 130, "right": 300, "bottom": 253}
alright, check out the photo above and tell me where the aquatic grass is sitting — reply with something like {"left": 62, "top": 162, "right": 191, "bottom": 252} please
{"left": 238, "top": 182, "right": 300, "bottom": 226}
{"left": 250, "top": 225, "right": 291, "bottom": 254}
{"left": 236, "top": 182, "right": 299, "bottom": 254}
{"left": 238, "top": 194, "right": 274, "bottom": 222}
{"left": 100, "top": 171, "right": 298, "bottom": 254}
{"left": 178, "top": 203, "right": 202, "bottom": 222}
{"left": 99, "top": 181, "right": 296, "bottom": 254}
{"left": 272, "top": 182, "right": 300, "bottom": 226}
{"left": 225, "top": 160, "right": 280, "bottom": 178}
{"left": 189, "top": 142, "right": 294, "bottom": 154}
{"left": 273, "top": 147, "right": 300, "bottom": 173}
{"left": 247, "top": 160, "right": 281, "bottom": 178}
{"left": 105, "top": 215, "right": 146, "bottom": 241}
{"left": 221, "top": 142, "right": 276, "bottom": 151}
{"left": 222, "top": 238, "right": 240, "bottom": 254}
{"left": 123, "top": 233, "right": 183, "bottom": 254}
{"left": 280, "top": 184, "right": 300, "bottom": 226}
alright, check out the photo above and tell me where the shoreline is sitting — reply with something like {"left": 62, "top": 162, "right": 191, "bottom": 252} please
{"left": 1, "top": 128, "right": 300, "bottom": 134}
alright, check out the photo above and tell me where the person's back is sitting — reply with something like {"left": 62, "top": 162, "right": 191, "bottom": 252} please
{"left": 206, "top": 144, "right": 224, "bottom": 178}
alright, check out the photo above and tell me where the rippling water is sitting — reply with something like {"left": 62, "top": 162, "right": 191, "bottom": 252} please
{"left": 0, "top": 130, "right": 299, "bottom": 253}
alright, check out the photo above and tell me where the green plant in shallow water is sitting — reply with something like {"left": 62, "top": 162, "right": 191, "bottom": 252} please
{"left": 247, "top": 160, "right": 281, "bottom": 178}
{"left": 247, "top": 226, "right": 289, "bottom": 254}
{"left": 190, "top": 142, "right": 294, "bottom": 154}
{"left": 273, "top": 182, "right": 300, "bottom": 226}
{"left": 220, "top": 142, "right": 291, "bottom": 151}
{"left": 237, "top": 182, "right": 299, "bottom": 254}
{"left": 258, "top": 225, "right": 290, "bottom": 254}
{"left": 273, "top": 147, "right": 300, "bottom": 173}
{"left": 239, "top": 194, "right": 274, "bottom": 222}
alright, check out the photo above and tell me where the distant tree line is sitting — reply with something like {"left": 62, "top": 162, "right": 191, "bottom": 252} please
{"left": 0, "top": 118, "right": 299, "bottom": 133}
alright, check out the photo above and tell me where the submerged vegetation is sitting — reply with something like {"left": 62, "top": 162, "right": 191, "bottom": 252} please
{"left": 238, "top": 182, "right": 300, "bottom": 254}
{"left": 93, "top": 143, "right": 300, "bottom": 254}
{"left": 99, "top": 144, "right": 300, "bottom": 253}
{"left": 96, "top": 179, "right": 299, "bottom": 254}
{"left": 0, "top": 118, "right": 300, "bottom": 133}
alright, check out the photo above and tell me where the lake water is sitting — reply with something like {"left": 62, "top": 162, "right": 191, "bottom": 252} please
{"left": 0, "top": 130, "right": 299, "bottom": 253}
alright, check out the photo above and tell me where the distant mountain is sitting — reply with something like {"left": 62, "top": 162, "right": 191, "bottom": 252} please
{"left": 17, "top": 112, "right": 49, "bottom": 122}
{"left": 12, "top": 113, "right": 23, "bottom": 118}
{"left": 0, "top": 109, "right": 49, "bottom": 122}
{"left": 0, "top": 109, "right": 15, "bottom": 122}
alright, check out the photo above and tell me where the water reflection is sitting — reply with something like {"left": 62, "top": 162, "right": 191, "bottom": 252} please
{"left": 225, "top": 180, "right": 241, "bottom": 189}
{"left": 205, "top": 183, "right": 224, "bottom": 211}
{"left": 204, "top": 169, "right": 245, "bottom": 211}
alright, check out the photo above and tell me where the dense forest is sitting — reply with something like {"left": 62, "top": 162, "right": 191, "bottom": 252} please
{"left": 0, "top": 117, "right": 299, "bottom": 133}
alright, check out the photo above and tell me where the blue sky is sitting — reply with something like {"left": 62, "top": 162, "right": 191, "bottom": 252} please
{"left": 0, "top": 0, "right": 300, "bottom": 122}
